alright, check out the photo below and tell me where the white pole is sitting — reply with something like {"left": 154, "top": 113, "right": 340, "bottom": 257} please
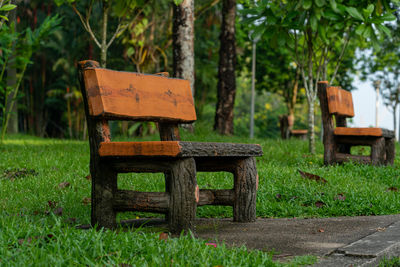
{"left": 374, "top": 80, "right": 381, "bottom": 127}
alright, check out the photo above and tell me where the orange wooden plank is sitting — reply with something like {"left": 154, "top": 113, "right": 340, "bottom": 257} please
{"left": 326, "top": 86, "right": 354, "bottom": 117}
{"left": 83, "top": 68, "right": 196, "bottom": 122}
{"left": 99, "top": 141, "right": 182, "bottom": 157}
{"left": 334, "top": 127, "right": 383, "bottom": 137}
{"left": 291, "top": 129, "right": 307, "bottom": 134}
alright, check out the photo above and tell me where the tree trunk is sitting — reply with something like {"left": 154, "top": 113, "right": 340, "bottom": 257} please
{"left": 173, "top": 0, "right": 195, "bottom": 132}
{"left": 100, "top": 1, "right": 109, "bottom": 68}
{"left": 5, "top": 6, "right": 18, "bottom": 134}
{"left": 394, "top": 104, "right": 398, "bottom": 141}
{"left": 214, "top": 0, "right": 236, "bottom": 135}
{"left": 173, "top": 0, "right": 195, "bottom": 97}
{"left": 307, "top": 98, "right": 315, "bottom": 153}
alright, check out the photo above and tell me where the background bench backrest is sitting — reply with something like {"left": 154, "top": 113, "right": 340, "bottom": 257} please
{"left": 81, "top": 62, "right": 196, "bottom": 123}
{"left": 326, "top": 86, "right": 354, "bottom": 118}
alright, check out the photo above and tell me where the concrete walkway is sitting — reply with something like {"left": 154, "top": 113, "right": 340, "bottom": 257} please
{"left": 124, "top": 214, "right": 400, "bottom": 266}
{"left": 193, "top": 215, "right": 400, "bottom": 266}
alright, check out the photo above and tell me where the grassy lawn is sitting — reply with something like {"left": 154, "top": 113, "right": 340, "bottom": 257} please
{"left": 1, "top": 130, "right": 400, "bottom": 266}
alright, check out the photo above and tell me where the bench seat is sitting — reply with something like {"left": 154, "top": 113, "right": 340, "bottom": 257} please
{"left": 99, "top": 141, "right": 263, "bottom": 158}
{"left": 334, "top": 127, "right": 394, "bottom": 138}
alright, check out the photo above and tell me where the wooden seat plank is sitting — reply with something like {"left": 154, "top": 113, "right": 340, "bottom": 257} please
{"left": 99, "top": 141, "right": 263, "bottom": 158}
{"left": 334, "top": 127, "right": 394, "bottom": 138}
{"left": 83, "top": 68, "right": 196, "bottom": 122}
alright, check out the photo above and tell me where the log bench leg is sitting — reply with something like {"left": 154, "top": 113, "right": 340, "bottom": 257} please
{"left": 385, "top": 137, "right": 395, "bottom": 165}
{"left": 91, "top": 163, "right": 117, "bottom": 229}
{"left": 168, "top": 158, "right": 197, "bottom": 233}
{"left": 233, "top": 157, "right": 257, "bottom": 222}
{"left": 371, "top": 137, "right": 385, "bottom": 165}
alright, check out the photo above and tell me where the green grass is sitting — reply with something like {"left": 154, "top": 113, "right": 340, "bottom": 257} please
{"left": 1, "top": 131, "right": 400, "bottom": 266}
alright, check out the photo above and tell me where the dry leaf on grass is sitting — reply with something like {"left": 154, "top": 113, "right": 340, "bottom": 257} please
{"left": 387, "top": 186, "right": 398, "bottom": 192}
{"left": 334, "top": 193, "right": 346, "bottom": 201}
{"left": 298, "top": 170, "right": 327, "bottom": 183}
{"left": 85, "top": 174, "right": 91, "bottom": 180}
{"left": 82, "top": 197, "right": 91, "bottom": 205}
{"left": 58, "top": 182, "right": 70, "bottom": 189}
{"left": 315, "top": 201, "right": 325, "bottom": 208}
{"left": 53, "top": 207, "right": 63, "bottom": 216}
{"left": 159, "top": 232, "right": 169, "bottom": 241}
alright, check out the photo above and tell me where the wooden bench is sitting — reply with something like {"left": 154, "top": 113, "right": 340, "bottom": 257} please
{"left": 279, "top": 115, "right": 307, "bottom": 140}
{"left": 78, "top": 60, "right": 263, "bottom": 233}
{"left": 317, "top": 81, "right": 395, "bottom": 165}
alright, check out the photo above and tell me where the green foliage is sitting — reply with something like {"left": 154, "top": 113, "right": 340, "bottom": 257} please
{"left": 0, "top": 15, "right": 61, "bottom": 141}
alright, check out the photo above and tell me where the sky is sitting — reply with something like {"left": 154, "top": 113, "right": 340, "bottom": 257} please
{"left": 351, "top": 76, "right": 395, "bottom": 135}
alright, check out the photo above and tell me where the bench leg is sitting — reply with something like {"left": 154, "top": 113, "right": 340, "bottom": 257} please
{"left": 168, "top": 158, "right": 197, "bottom": 234}
{"left": 91, "top": 163, "right": 117, "bottom": 229}
{"left": 385, "top": 137, "right": 395, "bottom": 165}
{"left": 371, "top": 137, "right": 385, "bottom": 165}
{"left": 233, "top": 157, "right": 257, "bottom": 222}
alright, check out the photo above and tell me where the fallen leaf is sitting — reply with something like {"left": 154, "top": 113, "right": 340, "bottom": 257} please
{"left": 315, "top": 201, "right": 325, "bottom": 208}
{"left": 18, "top": 237, "right": 32, "bottom": 246}
{"left": 318, "top": 228, "right": 325, "bottom": 233}
{"left": 205, "top": 242, "right": 217, "bottom": 248}
{"left": 387, "top": 186, "right": 398, "bottom": 192}
{"left": 275, "top": 193, "right": 282, "bottom": 199}
{"left": 85, "top": 174, "right": 91, "bottom": 180}
{"left": 298, "top": 170, "right": 327, "bottom": 183}
{"left": 2, "top": 168, "right": 38, "bottom": 180}
{"left": 82, "top": 197, "right": 91, "bottom": 205}
{"left": 159, "top": 232, "right": 169, "bottom": 241}
{"left": 58, "top": 182, "right": 70, "bottom": 189}
{"left": 334, "top": 193, "right": 346, "bottom": 201}
{"left": 376, "top": 227, "right": 386, "bottom": 232}
{"left": 48, "top": 201, "right": 57, "bottom": 208}
{"left": 53, "top": 207, "right": 63, "bottom": 216}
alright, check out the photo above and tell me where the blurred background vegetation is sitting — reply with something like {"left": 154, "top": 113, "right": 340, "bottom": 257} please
{"left": 0, "top": 0, "right": 399, "bottom": 143}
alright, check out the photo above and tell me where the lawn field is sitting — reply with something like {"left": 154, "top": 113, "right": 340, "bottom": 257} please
{"left": 1, "top": 131, "right": 400, "bottom": 266}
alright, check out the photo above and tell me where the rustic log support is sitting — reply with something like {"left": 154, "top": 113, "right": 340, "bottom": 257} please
{"left": 113, "top": 190, "right": 169, "bottom": 213}
{"left": 318, "top": 82, "right": 336, "bottom": 165}
{"left": 371, "top": 137, "right": 385, "bottom": 165}
{"left": 233, "top": 157, "right": 257, "bottom": 222}
{"left": 168, "top": 158, "right": 197, "bottom": 233}
{"left": 91, "top": 164, "right": 117, "bottom": 228}
{"left": 385, "top": 138, "right": 395, "bottom": 165}
{"left": 198, "top": 189, "right": 234, "bottom": 206}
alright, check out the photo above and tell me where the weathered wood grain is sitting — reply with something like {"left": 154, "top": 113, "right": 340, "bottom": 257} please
{"left": 385, "top": 137, "right": 395, "bottom": 165}
{"left": 318, "top": 81, "right": 336, "bottom": 165}
{"left": 326, "top": 86, "right": 355, "bottom": 117}
{"left": 168, "top": 158, "right": 197, "bottom": 233}
{"left": 335, "top": 153, "right": 371, "bottom": 164}
{"left": 334, "top": 127, "right": 383, "bottom": 137}
{"left": 78, "top": 60, "right": 116, "bottom": 229}
{"left": 82, "top": 67, "right": 196, "bottom": 123}
{"left": 233, "top": 158, "right": 257, "bottom": 222}
{"left": 371, "top": 137, "right": 385, "bottom": 165}
{"left": 198, "top": 189, "right": 234, "bottom": 206}
{"left": 98, "top": 141, "right": 263, "bottom": 158}
{"left": 113, "top": 190, "right": 169, "bottom": 213}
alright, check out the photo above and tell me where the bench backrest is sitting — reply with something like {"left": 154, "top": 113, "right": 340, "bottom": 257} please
{"left": 326, "top": 86, "right": 354, "bottom": 118}
{"left": 80, "top": 61, "right": 196, "bottom": 123}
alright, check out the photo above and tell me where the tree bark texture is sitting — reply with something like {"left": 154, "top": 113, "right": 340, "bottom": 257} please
{"left": 173, "top": 0, "right": 195, "bottom": 96}
{"left": 214, "top": 0, "right": 236, "bottom": 135}
{"left": 168, "top": 158, "right": 197, "bottom": 233}
{"left": 100, "top": 1, "right": 109, "bottom": 68}
{"left": 233, "top": 157, "right": 257, "bottom": 222}
{"left": 317, "top": 82, "right": 336, "bottom": 164}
